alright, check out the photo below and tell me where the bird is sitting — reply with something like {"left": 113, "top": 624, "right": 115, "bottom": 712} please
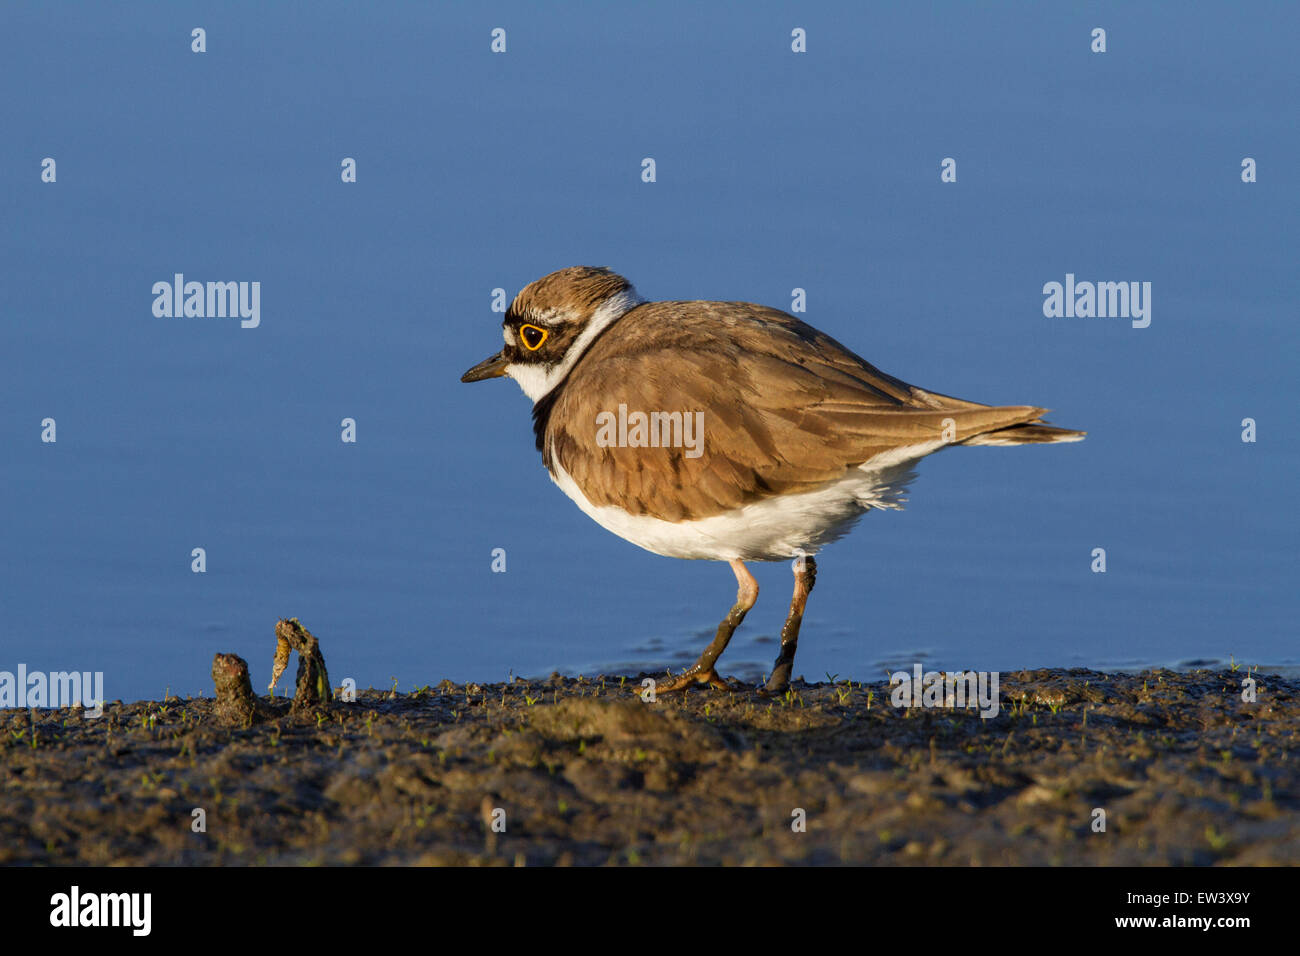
{"left": 461, "top": 266, "right": 1084, "bottom": 694}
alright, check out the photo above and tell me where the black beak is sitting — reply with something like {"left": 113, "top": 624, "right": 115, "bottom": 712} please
{"left": 461, "top": 350, "right": 510, "bottom": 383}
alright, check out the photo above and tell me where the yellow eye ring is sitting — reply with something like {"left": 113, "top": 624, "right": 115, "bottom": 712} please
{"left": 519, "top": 324, "right": 548, "bottom": 351}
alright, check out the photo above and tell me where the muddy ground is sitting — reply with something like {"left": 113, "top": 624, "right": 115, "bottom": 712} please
{"left": 2, "top": 667, "right": 1297, "bottom": 865}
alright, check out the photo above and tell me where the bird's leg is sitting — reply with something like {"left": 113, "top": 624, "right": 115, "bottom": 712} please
{"left": 763, "top": 556, "right": 817, "bottom": 694}
{"left": 653, "top": 559, "right": 758, "bottom": 693}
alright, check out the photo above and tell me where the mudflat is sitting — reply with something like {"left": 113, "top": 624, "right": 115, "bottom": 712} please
{"left": 3, "top": 668, "right": 1296, "bottom": 865}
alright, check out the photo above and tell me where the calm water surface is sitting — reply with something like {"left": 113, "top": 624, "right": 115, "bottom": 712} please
{"left": 2, "top": 3, "right": 1296, "bottom": 701}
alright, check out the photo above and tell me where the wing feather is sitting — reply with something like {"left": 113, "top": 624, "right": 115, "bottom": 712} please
{"left": 541, "top": 302, "right": 1051, "bottom": 520}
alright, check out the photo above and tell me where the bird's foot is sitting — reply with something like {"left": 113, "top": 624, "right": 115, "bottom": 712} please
{"left": 759, "top": 664, "right": 793, "bottom": 697}
{"left": 649, "top": 665, "right": 734, "bottom": 694}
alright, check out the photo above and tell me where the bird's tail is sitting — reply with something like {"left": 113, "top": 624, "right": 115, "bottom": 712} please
{"left": 885, "top": 386, "right": 1086, "bottom": 448}
{"left": 958, "top": 420, "right": 1086, "bottom": 446}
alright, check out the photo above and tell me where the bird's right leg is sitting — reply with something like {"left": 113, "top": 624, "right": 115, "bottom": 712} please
{"left": 652, "top": 559, "right": 758, "bottom": 693}
{"left": 763, "top": 555, "right": 817, "bottom": 694}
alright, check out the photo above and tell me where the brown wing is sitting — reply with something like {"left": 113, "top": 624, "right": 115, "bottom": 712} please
{"left": 540, "top": 301, "right": 1051, "bottom": 521}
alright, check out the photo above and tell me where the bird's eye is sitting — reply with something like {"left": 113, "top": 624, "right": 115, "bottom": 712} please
{"left": 519, "top": 324, "right": 548, "bottom": 351}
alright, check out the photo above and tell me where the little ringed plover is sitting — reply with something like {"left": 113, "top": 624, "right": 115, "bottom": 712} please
{"left": 462, "top": 266, "right": 1084, "bottom": 693}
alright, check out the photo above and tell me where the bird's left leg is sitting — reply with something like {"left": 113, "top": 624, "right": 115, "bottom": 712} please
{"left": 653, "top": 559, "right": 758, "bottom": 693}
{"left": 763, "top": 555, "right": 817, "bottom": 694}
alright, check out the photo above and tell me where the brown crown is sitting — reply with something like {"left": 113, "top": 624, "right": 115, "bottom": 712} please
{"left": 509, "top": 266, "right": 633, "bottom": 322}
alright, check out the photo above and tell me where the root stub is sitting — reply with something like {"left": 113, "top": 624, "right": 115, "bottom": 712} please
{"left": 212, "top": 618, "right": 333, "bottom": 726}
{"left": 211, "top": 653, "right": 270, "bottom": 727}
{"left": 270, "top": 617, "right": 333, "bottom": 717}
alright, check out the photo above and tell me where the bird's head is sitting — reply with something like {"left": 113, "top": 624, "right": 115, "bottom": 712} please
{"left": 460, "top": 266, "right": 644, "bottom": 402}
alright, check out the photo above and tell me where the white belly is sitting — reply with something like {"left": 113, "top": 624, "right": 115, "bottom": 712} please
{"left": 548, "top": 445, "right": 940, "bottom": 561}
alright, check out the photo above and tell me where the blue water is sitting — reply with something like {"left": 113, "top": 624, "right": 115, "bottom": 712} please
{"left": 2, "top": 2, "right": 1296, "bottom": 703}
